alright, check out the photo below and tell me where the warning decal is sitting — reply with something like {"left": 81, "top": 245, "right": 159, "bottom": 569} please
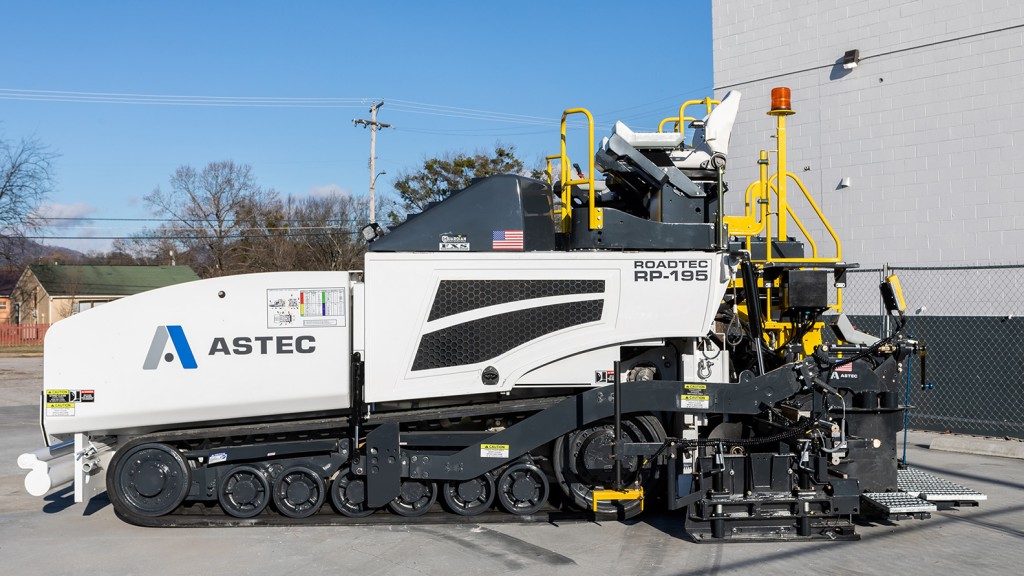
{"left": 680, "top": 394, "right": 710, "bottom": 410}
{"left": 480, "top": 443, "right": 510, "bottom": 458}
{"left": 45, "top": 389, "right": 94, "bottom": 417}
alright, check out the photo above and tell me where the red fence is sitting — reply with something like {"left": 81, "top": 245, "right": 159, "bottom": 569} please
{"left": 0, "top": 324, "right": 50, "bottom": 347}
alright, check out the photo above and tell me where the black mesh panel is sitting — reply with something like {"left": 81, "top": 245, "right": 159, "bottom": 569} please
{"left": 412, "top": 299, "right": 604, "bottom": 371}
{"left": 428, "top": 280, "right": 605, "bottom": 321}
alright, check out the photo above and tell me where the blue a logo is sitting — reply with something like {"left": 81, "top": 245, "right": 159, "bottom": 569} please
{"left": 143, "top": 325, "right": 198, "bottom": 370}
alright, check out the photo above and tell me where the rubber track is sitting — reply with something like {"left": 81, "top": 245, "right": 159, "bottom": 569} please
{"left": 119, "top": 504, "right": 597, "bottom": 528}
{"left": 110, "top": 396, "right": 571, "bottom": 527}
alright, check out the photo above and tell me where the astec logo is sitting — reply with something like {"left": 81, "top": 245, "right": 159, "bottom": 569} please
{"left": 143, "top": 325, "right": 198, "bottom": 370}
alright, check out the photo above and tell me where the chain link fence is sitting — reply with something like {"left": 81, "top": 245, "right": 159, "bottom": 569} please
{"left": 834, "top": 265, "right": 1024, "bottom": 439}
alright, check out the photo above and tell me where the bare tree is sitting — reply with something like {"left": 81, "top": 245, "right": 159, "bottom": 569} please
{"left": 0, "top": 134, "right": 56, "bottom": 262}
{"left": 111, "top": 234, "right": 179, "bottom": 266}
{"left": 232, "top": 194, "right": 298, "bottom": 273}
{"left": 145, "top": 161, "right": 276, "bottom": 277}
{"left": 291, "top": 193, "right": 371, "bottom": 271}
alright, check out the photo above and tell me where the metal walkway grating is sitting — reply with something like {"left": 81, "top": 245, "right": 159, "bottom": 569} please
{"left": 898, "top": 467, "right": 988, "bottom": 503}
{"left": 862, "top": 467, "right": 987, "bottom": 516}
{"left": 862, "top": 492, "right": 937, "bottom": 514}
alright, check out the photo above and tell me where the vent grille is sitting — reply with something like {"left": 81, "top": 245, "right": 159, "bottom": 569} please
{"left": 413, "top": 299, "right": 604, "bottom": 371}
{"left": 428, "top": 280, "right": 605, "bottom": 321}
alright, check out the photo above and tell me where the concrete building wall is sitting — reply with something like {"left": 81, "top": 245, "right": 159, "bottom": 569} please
{"left": 712, "top": 0, "right": 1024, "bottom": 268}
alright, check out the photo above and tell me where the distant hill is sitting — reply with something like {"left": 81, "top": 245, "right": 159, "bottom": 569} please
{"left": 0, "top": 236, "right": 86, "bottom": 266}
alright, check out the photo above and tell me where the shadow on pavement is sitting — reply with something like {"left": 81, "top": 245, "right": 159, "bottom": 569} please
{"left": 42, "top": 486, "right": 110, "bottom": 516}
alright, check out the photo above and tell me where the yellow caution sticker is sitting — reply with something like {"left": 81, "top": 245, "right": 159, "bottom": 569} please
{"left": 46, "top": 389, "right": 70, "bottom": 402}
{"left": 45, "top": 402, "right": 76, "bottom": 417}
{"left": 684, "top": 384, "right": 707, "bottom": 390}
{"left": 680, "top": 394, "right": 710, "bottom": 409}
{"left": 480, "top": 443, "right": 510, "bottom": 458}
{"left": 44, "top": 389, "right": 94, "bottom": 416}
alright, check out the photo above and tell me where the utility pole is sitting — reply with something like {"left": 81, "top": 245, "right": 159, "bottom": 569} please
{"left": 353, "top": 101, "right": 392, "bottom": 223}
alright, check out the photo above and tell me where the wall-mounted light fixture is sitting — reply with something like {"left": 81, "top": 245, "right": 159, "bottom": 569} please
{"left": 838, "top": 177, "right": 852, "bottom": 189}
{"left": 842, "top": 49, "right": 860, "bottom": 70}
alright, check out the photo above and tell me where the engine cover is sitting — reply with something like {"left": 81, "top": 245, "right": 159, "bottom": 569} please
{"left": 362, "top": 251, "right": 730, "bottom": 402}
{"left": 43, "top": 272, "right": 353, "bottom": 435}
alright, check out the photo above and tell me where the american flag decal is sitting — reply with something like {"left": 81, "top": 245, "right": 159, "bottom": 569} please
{"left": 492, "top": 230, "right": 523, "bottom": 251}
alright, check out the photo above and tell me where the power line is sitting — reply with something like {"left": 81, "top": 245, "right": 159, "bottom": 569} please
{"left": 23, "top": 230, "right": 366, "bottom": 241}
{"left": 387, "top": 98, "right": 559, "bottom": 125}
{"left": 399, "top": 127, "right": 552, "bottom": 137}
{"left": 0, "top": 88, "right": 370, "bottom": 101}
{"left": 0, "top": 88, "right": 371, "bottom": 108}
{"left": 0, "top": 87, "right": 604, "bottom": 128}
{"left": 31, "top": 216, "right": 365, "bottom": 223}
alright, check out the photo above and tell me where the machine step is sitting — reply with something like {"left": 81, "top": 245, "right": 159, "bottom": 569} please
{"left": 863, "top": 466, "right": 988, "bottom": 517}
{"left": 898, "top": 466, "right": 987, "bottom": 506}
{"left": 592, "top": 488, "right": 644, "bottom": 512}
{"left": 862, "top": 492, "right": 937, "bottom": 515}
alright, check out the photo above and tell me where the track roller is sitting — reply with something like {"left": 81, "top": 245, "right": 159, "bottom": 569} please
{"left": 442, "top": 474, "right": 496, "bottom": 516}
{"left": 388, "top": 479, "right": 438, "bottom": 517}
{"left": 496, "top": 462, "right": 548, "bottom": 515}
{"left": 330, "top": 466, "right": 376, "bottom": 517}
{"left": 219, "top": 465, "right": 271, "bottom": 518}
{"left": 272, "top": 465, "right": 326, "bottom": 518}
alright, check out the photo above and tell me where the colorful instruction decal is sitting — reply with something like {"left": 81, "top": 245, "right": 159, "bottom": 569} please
{"left": 480, "top": 443, "right": 510, "bottom": 458}
{"left": 267, "top": 287, "right": 346, "bottom": 328}
{"left": 45, "top": 389, "right": 95, "bottom": 417}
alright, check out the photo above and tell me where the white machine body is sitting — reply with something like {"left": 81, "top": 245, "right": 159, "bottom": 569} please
{"left": 29, "top": 253, "right": 730, "bottom": 501}
{"left": 362, "top": 251, "right": 731, "bottom": 402}
{"left": 41, "top": 271, "right": 353, "bottom": 436}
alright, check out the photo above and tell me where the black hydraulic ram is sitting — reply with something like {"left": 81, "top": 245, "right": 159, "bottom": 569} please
{"left": 737, "top": 252, "right": 767, "bottom": 375}
{"left": 613, "top": 360, "right": 623, "bottom": 491}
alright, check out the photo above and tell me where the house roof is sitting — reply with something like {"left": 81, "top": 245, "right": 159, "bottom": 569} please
{"left": 26, "top": 265, "right": 200, "bottom": 297}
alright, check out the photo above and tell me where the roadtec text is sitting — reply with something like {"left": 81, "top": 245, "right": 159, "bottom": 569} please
{"left": 634, "top": 259, "right": 710, "bottom": 282}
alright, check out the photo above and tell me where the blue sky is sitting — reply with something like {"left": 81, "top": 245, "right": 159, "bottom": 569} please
{"left": 0, "top": 1, "right": 713, "bottom": 253}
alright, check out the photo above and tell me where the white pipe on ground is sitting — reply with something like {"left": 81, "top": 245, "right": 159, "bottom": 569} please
{"left": 18, "top": 439, "right": 76, "bottom": 497}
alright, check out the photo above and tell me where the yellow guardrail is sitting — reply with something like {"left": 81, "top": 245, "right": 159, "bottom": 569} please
{"left": 658, "top": 115, "right": 696, "bottom": 133}
{"left": 657, "top": 97, "right": 720, "bottom": 134}
{"left": 763, "top": 172, "right": 842, "bottom": 263}
{"left": 727, "top": 107, "right": 843, "bottom": 265}
{"left": 544, "top": 154, "right": 561, "bottom": 185}
{"left": 559, "top": 108, "right": 600, "bottom": 231}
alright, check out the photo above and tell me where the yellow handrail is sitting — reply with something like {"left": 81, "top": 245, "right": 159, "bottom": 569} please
{"left": 677, "top": 98, "right": 719, "bottom": 131}
{"left": 723, "top": 181, "right": 767, "bottom": 236}
{"left": 657, "top": 115, "right": 696, "bottom": 133}
{"left": 656, "top": 98, "right": 720, "bottom": 136}
{"left": 543, "top": 154, "right": 561, "bottom": 185}
{"left": 724, "top": 151, "right": 771, "bottom": 245}
{"left": 767, "top": 181, "right": 819, "bottom": 258}
{"left": 736, "top": 106, "right": 843, "bottom": 265}
{"left": 560, "top": 108, "right": 600, "bottom": 231}
{"left": 763, "top": 172, "right": 842, "bottom": 263}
